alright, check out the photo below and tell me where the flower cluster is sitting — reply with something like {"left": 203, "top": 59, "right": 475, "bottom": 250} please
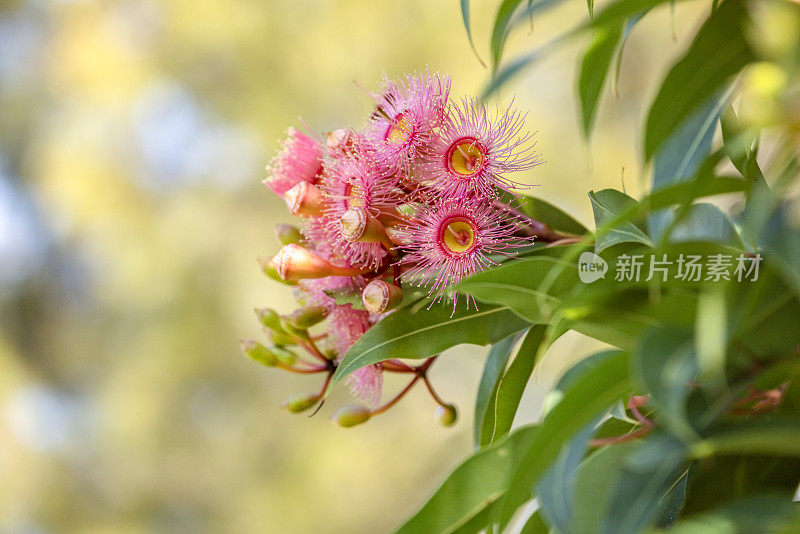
{"left": 242, "top": 70, "right": 558, "bottom": 427}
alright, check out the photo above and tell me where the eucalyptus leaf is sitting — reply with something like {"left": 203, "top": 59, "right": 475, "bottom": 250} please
{"left": 396, "top": 425, "right": 539, "bottom": 534}
{"left": 332, "top": 303, "right": 530, "bottom": 387}
{"left": 643, "top": 0, "right": 755, "bottom": 160}
{"left": 475, "top": 332, "right": 526, "bottom": 448}
{"left": 578, "top": 22, "right": 624, "bottom": 137}
{"left": 499, "top": 350, "right": 633, "bottom": 528}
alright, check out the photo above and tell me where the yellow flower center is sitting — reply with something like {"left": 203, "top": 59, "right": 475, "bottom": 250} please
{"left": 447, "top": 138, "right": 484, "bottom": 177}
{"left": 440, "top": 219, "right": 476, "bottom": 254}
{"left": 385, "top": 114, "right": 413, "bottom": 145}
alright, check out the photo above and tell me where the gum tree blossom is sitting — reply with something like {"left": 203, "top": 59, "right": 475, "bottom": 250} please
{"left": 421, "top": 97, "right": 542, "bottom": 198}
{"left": 263, "top": 128, "right": 323, "bottom": 195}
{"left": 399, "top": 197, "right": 529, "bottom": 307}
{"left": 363, "top": 70, "right": 451, "bottom": 178}
{"left": 243, "top": 70, "right": 566, "bottom": 427}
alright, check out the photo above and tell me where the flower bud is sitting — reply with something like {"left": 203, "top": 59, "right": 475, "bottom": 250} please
{"left": 284, "top": 305, "right": 328, "bottom": 329}
{"left": 264, "top": 327, "right": 296, "bottom": 347}
{"left": 257, "top": 256, "right": 299, "bottom": 285}
{"left": 362, "top": 280, "right": 403, "bottom": 314}
{"left": 239, "top": 340, "right": 279, "bottom": 367}
{"left": 282, "top": 392, "right": 321, "bottom": 413}
{"left": 339, "top": 208, "right": 393, "bottom": 249}
{"left": 271, "top": 244, "right": 365, "bottom": 281}
{"left": 255, "top": 307, "right": 283, "bottom": 331}
{"left": 331, "top": 405, "right": 372, "bottom": 427}
{"left": 275, "top": 224, "right": 303, "bottom": 246}
{"left": 435, "top": 403, "right": 458, "bottom": 427}
{"left": 284, "top": 182, "right": 325, "bottom": 217}
{"left": 271, "top": 346, "right": 298, "bottom": 366}
{"left": 326, "top": 129, "right": 351, "bottom": 149}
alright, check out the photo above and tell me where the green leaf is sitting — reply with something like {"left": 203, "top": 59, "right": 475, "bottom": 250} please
{"left": 695, "top": 285, "right": 728, "bottom": 393}
{"left": 484, "top": 0, "right": 689, "bottom": 98}
{"left": 657, "top": 495, "right": 800, "bottom": 533}
{"left": 633, "top": 326, "right": 699, "bottom": 442}
{"left": 396, "top": 425, "right": 539, "bottom": 534}
{"left": 490, "top": 0, "right": 566, "bottom": 72}
{"left": 458, "top": 256, "right": 578, "bottom": 324}
{"left": 459, "top": 0, "right": 487, "bottom": 68}
{"left": 573, "top": 442, "right": 642, "bottom": 533}
{"left": 475, "top": 332, "right": 525, "bottom": 448}
{"left": 499, "top": 350, "right": 633, "bottom": 528}
{"left": 693, "top": 420, "right": 800, "bottom": 458}
{"left": 643, "top": 0, "right": 756, "bottom": 160}
{"left": 590, "top": 189, "right": 652, "bottom": 253}
{"left": 612, "top": 12, "right": 649, "bottom": 96}
{"left": 602, "top": 434, "right": 689, "bottom": 534}
{"left": 537, "top": 418, "right": 600, "bottom": 532}
{"left": 518, "top": 195, "right": 588, "bottom": 236}
{"left": 520, "top": 509, "right": 550, "bottom": 533}
{"left": 761, "top": 203, "right": 800, "bottom": 299}
{"left": 668, "top": 203, "right": 745, "bottom": 248}
{"left": 490, "top": 0, "right": 528, "bottom": 72}
{"left": 331, "top": 303, "right": 530, "bottom": 387}
{"left": 487, "top": 325, "right": 551, "bottom": 444}
{"left": 578, "top": 22, "right": 624, "bottom": 137}
{"left": 648, "top": 89, "right": 732, "bottom": 242}
{"left": 587, "top": 0, "right": 594, "bottom": 18}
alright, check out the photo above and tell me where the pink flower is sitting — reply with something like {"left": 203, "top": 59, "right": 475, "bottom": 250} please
{"left": 421, "top": 97, "right": 541, "bottom": 199}
{"left": 348, "top": 364, "right": 383, "bottom": 409}
{"left": 363, "top": 69, "right": 451, "bottom": 178}
{"left": 399, "top": 197, "right": 528, "bottom": 305}
{"left": 326, "top": 304, "right": 384, "bottom": 407}
{"left": 264, "top": 128, "right": 323, "bottom": 196}
{"left": 304, "top": 149, "right": 399, "bottom": 270}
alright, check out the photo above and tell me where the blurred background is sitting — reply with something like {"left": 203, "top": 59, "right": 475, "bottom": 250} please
{"left": 0, "top": 0, "right": 710, "bottom": 532}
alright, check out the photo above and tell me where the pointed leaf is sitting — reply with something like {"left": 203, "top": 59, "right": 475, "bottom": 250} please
{"left": 578, "top": 22, "right": 624, "bottom": 137}
{"left": 643, "top": 0, "right": 756, "bottom": 160}
{"left": 499, "top": 350, "right": 633, "bottom": 527}
{"left": 331, "top": 303, "right": 530, "bottom": 387}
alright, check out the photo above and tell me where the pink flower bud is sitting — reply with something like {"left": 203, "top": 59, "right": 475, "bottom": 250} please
{"left": 267, "top": 244, "right": 365, "bottom": 282}
{"left": 284, "top": 182, "right": 325, "bottom": 217}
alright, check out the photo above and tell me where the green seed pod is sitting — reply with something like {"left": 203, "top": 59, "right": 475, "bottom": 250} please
{"left": 331, "top": 405, "right": 372, "bottom": 428}
{"left": 239, "top": 340, "right": 278, "bottom": 367}
{"left": 435, "top": 403, "right": 458, "bottom": 427}
{"left": 281, "top": 392, "right": 320, "bottom": 413}
{"left": 274, "top": 224, "right": 304, "bottom": 246}
{"left": 284, "top": 305, "right": 328, "bottom": 329}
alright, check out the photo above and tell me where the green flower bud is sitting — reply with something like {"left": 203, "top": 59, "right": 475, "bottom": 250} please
{"left": 255, "top": 308, "right": 284, "bottom": 331}
{"left": 331, "top": 405, "right": 372, "bottom": 427}
{"left": 282, "top": 392, "right": 320, "bottom": 413}
{"left": 264, "top": 328, "right": 296, "bottom": 347}
{"left": 270, "top": 346, "right": 297, "bottom": 366}
{"left": 435, "top": 403, "right": 458, "bottom": 427}
{"left": 280, "top": 316, "right": 309, "bottom": 339}
{"left": 284, "top": 305, "right": 328, "bottom": 329}
{"left": 275, "top": 224, "right": 304, "bottom": 246}
{"left": 239, "top": 340, "right": 278, "bottom": 367}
